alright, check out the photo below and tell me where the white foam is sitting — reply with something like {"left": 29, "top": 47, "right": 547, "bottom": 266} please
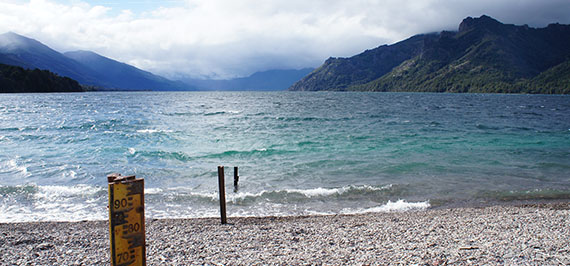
{"left": 136, "top": 129, "right": 173, "bottom": 134}
{"left": 144, "top": 187, "right": 163, "bottom": 194}
{"left": 164, "top": 184, "right": 394, "bottom": 202}
{"left": 0, "top": 158, "right": 29, "bottom": 176}
{"left": 342, "top": 199, "right": 430, "bottom": 214}
{"left": 0, "top": 183, "right": 423, "bottom": 222}
{"left": 188, "top": 191, "right": 218, "bottom": 200}
{"left": 180, "top": 184, "right": 393, "bottom": 203}
{"left": 286, "top": 187, "right": 341, "bottom": 197}
{"left": 304, "top": 209, "right": 336, "bottom": 216}
{"left": 61, "top": 170, "right": 77, "bottom": 179}
{"left": 0, "top": 184, "right": 107, "bottom": 223}
{"left": 35, "top": 184, "right": 102, "bottom": 199}
{"left": 285, "top": 184, "right": 392, "bottom": 198}
{"left": 2, "top": 203, "right": 107, "bottom": 222}
{"left": 226, "top": 191, "right": 265, "bottom": 202}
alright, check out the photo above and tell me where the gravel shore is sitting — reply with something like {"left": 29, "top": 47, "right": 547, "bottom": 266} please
{"left": 1, "top": 202, "right": 569, "bottom": 265}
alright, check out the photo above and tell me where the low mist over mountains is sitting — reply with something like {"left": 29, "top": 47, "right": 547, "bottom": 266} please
{"left": 184, "top": 68, "right": 313, "bottom": 91}
{"left": 289, "top": 15, "right": 570, "bottom": 94}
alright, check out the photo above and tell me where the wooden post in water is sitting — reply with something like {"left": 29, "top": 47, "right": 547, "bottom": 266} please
{"left": 233, "top": 166, "right": 239, "bottom": 192}
{"left": 217, "top": 166, "right": 227, "bottom": 224}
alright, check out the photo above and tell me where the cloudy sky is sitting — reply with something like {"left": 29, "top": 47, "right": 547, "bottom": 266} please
{"left": 1, "top": 0, "right": 569, "bottom": 79}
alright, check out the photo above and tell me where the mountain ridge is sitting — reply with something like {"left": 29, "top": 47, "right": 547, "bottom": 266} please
{"left": 0, "top": 32, "right": 189, "bottom": 91}
{"left": 0, "top": 32, "right": 102, "bottom": 86}
{"left": 289, "top": 15, "right": 570, "bottom": 94}
{"left": 0, "top": 32, "right": 307, "bottom": 92}
{"left": 63, "top": 50, "right": 189, "bottom": 91}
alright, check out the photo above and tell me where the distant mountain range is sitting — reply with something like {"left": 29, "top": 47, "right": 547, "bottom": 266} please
{"left": 183, "top": 68, "right": 314, "bottom": 91}
{"left": 63, "top": 50, "right": 190, "bottom": 91}
{"left": 289, "top": 15, "right": 570, "bottom": 94}
{"left": 8, "top": 16, "right": 566, "bottom": 95}
{"left": 0, "top": 32, "right": 313, "bottom": 92}
{"left": 0, "top": 32, "right": 188, "bottom": 91}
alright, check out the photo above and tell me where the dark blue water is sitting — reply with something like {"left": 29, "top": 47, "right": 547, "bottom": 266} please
{"left": 1, "top": 92, "right": 569, "bottom": 222}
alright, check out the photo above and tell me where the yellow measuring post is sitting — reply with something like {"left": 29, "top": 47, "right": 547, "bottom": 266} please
{"left": 108, "top": 173, "right": 146, "bottom": 266}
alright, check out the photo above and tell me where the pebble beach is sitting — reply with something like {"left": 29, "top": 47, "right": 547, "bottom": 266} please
{"left": 1, "top": 202, "right": 569, "bottom": 265}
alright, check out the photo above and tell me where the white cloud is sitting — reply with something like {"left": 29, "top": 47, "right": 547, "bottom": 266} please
{"left": 1, "top": 0, "right": 569, "bottom": 79}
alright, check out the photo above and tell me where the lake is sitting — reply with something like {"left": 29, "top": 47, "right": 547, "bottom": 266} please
{"left": 1, "top": 91, "right": 569, "bottom": 222}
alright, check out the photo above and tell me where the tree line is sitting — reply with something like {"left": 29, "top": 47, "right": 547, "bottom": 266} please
{"left": 0, "top": 63, "right": 84, "bottom": 93}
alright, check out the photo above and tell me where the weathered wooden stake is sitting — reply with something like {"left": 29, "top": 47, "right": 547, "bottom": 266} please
{"left": 233, "top": 166, "right": 239, "bottom": 192}
{"left": 217, "top": 166, "right": 227, "bottom": 224}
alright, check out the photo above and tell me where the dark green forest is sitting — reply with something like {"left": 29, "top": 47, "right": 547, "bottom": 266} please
{"left": 0, "top": 63, "right": 84, "bottom": 93}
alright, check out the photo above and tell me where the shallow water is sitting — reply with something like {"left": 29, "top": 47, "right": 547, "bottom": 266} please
{"left": 1, "top": 91, "right": 569, "bottom": 222}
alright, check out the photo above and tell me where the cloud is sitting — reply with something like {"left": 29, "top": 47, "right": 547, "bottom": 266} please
{"left": 1, "top": 0, "right": 569, "bottom": 79}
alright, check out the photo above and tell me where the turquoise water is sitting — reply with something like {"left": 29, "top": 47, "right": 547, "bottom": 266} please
{"left": 1, "top": 91, "right": 569, "bottom": 222}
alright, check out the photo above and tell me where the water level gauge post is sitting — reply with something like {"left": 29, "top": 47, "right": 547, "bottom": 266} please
{"left": 108, "top": 173, "right": 146, "bottom": 266}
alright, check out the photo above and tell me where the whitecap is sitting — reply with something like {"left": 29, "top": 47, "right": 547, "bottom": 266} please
{"left": 179, "top": 184, "right": 395, "bottom": 203}
{"left": 188, "top": 191, "right": 218, "bottom": 200}
{"left": 285, "top": 184, "right": 392, "bottom": 198}
{"left": 0, "top": 158, "right": 29, "bottom": 176}
{"left": 136, "top": 129, "right": 174, "bottom": 134}
{"left": 286, "top": 187, "right": 341, "bottom": 197}
{"left": 62, "top": 170, "right": 77, "bottom": 179}
{"left": 144, "top": 187, "right": 163, "bottom": 194}
{"left": 226, "top": 191, "right": 266, "bottom": 202}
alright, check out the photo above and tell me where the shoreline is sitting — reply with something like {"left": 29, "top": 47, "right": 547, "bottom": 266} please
{"left": 1, "top": 202, "right": 569, "bottom": 265}
{"left": 2, "top": 196, "right": 568, "bottom": 224}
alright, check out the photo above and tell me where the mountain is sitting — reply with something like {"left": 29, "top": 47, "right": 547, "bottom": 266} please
{"left": 184, "top": 68, "right": 314, "bottom": 91}
{"left": 0, "top": 32, "right": 189, "bottom": 91}
{"left": 0, "top": 63, "right": 83, "bottom": 93}
{"left": 288, "top": 34, "right": 433, "bottom": 91}
{"left": 0, "top": 32, "right": 102, "bottom": 86}
{"left": 64, "top": 50, "right": 188, "bottom": 91}
{"left": 289, "top": 15, "right": 570, "bottom": 94}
